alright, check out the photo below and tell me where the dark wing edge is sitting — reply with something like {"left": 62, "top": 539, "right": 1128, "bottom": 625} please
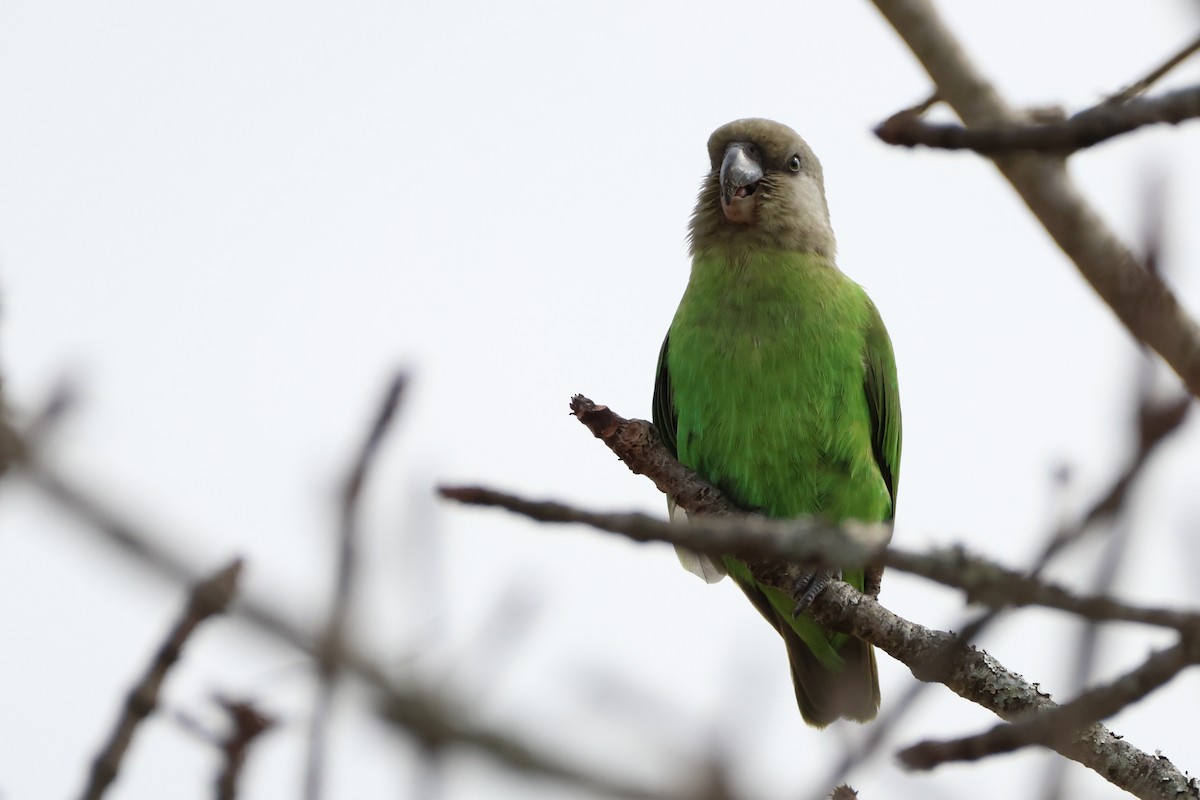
{"left": 652, "top": 333, "right": 679, "bottom": 459}
{"left": 863, "top": 303, "right": 902, "bottom": 519}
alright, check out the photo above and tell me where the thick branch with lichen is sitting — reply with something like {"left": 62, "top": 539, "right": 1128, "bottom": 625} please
{"left": 898, "top": 638, "right": 1197, "bottom": 770}
{"left": 439, "top": 483, "right": 1196, "bottom": 799}
{"left": 450, "top": 394, "right": 1196, "bottom": 800}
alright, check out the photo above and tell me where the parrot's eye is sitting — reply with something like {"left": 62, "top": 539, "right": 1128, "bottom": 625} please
{"left": 786, "top": 154, "right": 803, "bottom": 173}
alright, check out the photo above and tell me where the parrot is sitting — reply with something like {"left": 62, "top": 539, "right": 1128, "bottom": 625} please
{"left": 652, "top": 118, "right": 901, "bottom": 727}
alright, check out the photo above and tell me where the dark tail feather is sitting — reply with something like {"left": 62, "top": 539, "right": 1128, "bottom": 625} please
{"left": 779, "top": 617, "right": 879, "bottom": 728}
{"left": 730, "top": 576, "right": 879, "bottom": 727}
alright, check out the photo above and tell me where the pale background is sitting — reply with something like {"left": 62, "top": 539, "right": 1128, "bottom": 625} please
{"left": 2, "top": 1, "right": 1200, "bottom": 798}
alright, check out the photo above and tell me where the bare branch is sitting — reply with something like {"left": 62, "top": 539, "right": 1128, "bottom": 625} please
{"left": 453, "top": 457, "right": 1200, "bottom": 800}
{"left": 378, "top": 688, "right": 688, "bottom": 800}
{"left": 815, "top": 583, "right": 1196, "bottom": 798}
{"left": 572, "top": 395, "right": 736, "bottom": 515}
{"left": 869, "top": 0, "right": 1200, "bottom": 399}
{"left": 876, "top": 85, "right": 1200, "bottom": 153}
{"left": 440, "top": 484, "right": 877, "bottom": 564}
{"left": 79, "top": 560, "right": 242, "bottom": 800}
{"left": 1043, "top": 197, "right": 1179, "bottom": 800}
{"left": 815, "top": 365, "right": 1190, "bottom": 799}
{"left": 439, "top": 487, "right": 1196, "bottom": 798}
{"left": 898, "top": 638, "right": 1196, "bottom": 770}
{"left": 306, "top": 372, "right": 408, "bottom": 800}
{"left": 544, "top": 395, "right": 1199, "bottom": 799}
{"left": 441, "top": 482, "right": 1200, "bottom": 632}
{"left": 453, "top": 398, "right": 1200, "bottom": 635}
{"left": 1106, "top": 32, "right": 1200, "bottom": 105}
{"left": 1039, "top": 392, "right": 1190, "bottom": 564}
{"left": 18, "top": 442, "right": 681, "bottom": 800}
{"left": 216, "top": 698, "right": 277, "bottom": 800}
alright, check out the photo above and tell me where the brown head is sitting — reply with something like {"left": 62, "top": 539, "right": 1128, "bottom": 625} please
{"left": 688, "top": 118, "right": 836, "bottom": 258}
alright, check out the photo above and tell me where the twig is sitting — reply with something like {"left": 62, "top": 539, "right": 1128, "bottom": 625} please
{"left": 898, "top": 638, "right": 1196, "bottom": 770}
{"left": 869, "top": 0, "right": 1200, "bottom": 399}
{"left": 378, "top": 687, "right": 684, "bottom": 800}
{"left": 1038, "top": 392, "right": 1190, "bottom": 564}
{"left": 79, "top": 560, "right": 242, "bottom": 800}
{"left": 572, "top": 395, "right": 736, "bottom": 515}
{"left": 439, "top": 488, "right": 1200, "bottom": 635}
{"left": 216, "top": 698, "right": 277, "bottom": 800}
{"left": 891, "top": 544, "right": 1200, "bottom": 630}
{"left": 440, "top": 484, "right": 876, "bottom": 562}
{"left": 306, "top": 372, "right": 408, "bottom": 800}
{"left": 1106, "top": 32, "right": 1200, "bottom": 105}
{"left": 1043, "top": 341, "right": 1171, "bottom": 800}
{"left": 875, "top": 85, "right": 1200, "bottom": 153}
{"left": 816, "top": 583, "right": 1196, "bottom": 798}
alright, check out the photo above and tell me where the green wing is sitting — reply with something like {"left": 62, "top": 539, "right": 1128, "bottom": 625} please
{"left": 863, "top": 301, "right": 901, "bottom": 520}
{"left": 652, "top": 334, "right": 678, "bottom": 458}
{"left": 653, "top": 332, "right": 727, "bottom": 583}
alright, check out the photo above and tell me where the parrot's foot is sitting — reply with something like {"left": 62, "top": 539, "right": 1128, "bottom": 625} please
{"left": 790, "top": 567, "right": 841, "bottom": 615}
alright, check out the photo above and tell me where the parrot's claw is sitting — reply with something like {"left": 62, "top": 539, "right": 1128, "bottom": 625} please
{"left": 790, "top": 567, "right": 841, "bottom": 615}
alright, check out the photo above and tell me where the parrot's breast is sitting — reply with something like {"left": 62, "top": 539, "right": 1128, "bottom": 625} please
{"left": 667, "top": 250, "right": 891, "bottom": 524}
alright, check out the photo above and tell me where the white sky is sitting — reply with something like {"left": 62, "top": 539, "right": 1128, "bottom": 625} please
{"left": 3, "top": 2, "right": 1200, "bottom": 798}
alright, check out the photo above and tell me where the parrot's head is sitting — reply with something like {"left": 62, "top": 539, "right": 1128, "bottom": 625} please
{"left": 689, "top": 118, "right": 835, "bottom": 258}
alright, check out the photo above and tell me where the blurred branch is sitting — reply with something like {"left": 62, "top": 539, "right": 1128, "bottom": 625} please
{"left": 0, "top": 403, "right": 21, "bottom": 477}
{"left": 0, "top": 308, "right": 19, "bottom": 476}
{"left": 15, "top": 433, "right": 688, "bottom": 800}
{"left": 876, "top": 85, "right": 1200, "bottom": 153}
{"left": 378, "top": 689, "right": 698, "bottom": 800}
{"left": 79, "top": 560, "right": 242, "bottom": 800}
{"left": 306, "top": 371, "right": 408, "bottom": 800}
{"left": 1043, "top": 178, "right": 1178, "bottom": 800}
{"left": 925, "top": 315, "right": 1192, "bottom": 782}
{"left": 26, "top": 375, "right": 1195, "bottom": 800}
{"left": 1038, "top": 392, "right": 1190, "bottom": 563}
{"left": 216, "top": 698, "right": 277, "bottom": 800}
{"left": 869, "top": 0, "right": 1200, "bottom": 399}
{"left": 1106, "top": 32, "right": 1200, "bottom": 105}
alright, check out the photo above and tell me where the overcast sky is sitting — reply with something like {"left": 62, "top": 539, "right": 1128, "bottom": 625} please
{"left": 3, "top": 2, "right": 1200, "bottom": 798}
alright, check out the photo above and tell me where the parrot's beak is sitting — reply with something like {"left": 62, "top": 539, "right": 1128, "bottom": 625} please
{"left": 720, "top": 142, "right": 763, "bottom": 224}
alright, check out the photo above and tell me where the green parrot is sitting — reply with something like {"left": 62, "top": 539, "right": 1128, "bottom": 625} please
{"left": 652, "top": 118, "right": 901, "bottom": 727}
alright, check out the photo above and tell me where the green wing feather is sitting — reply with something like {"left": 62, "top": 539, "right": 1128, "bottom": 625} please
{"left": 652, "top": 334, "right": 677, "bottom": 458}
{"left": 863, "top": 300, "right": 901, "bottom": 521}
{"left": 654, "top": 333, "right": 728, "bottom": 582}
